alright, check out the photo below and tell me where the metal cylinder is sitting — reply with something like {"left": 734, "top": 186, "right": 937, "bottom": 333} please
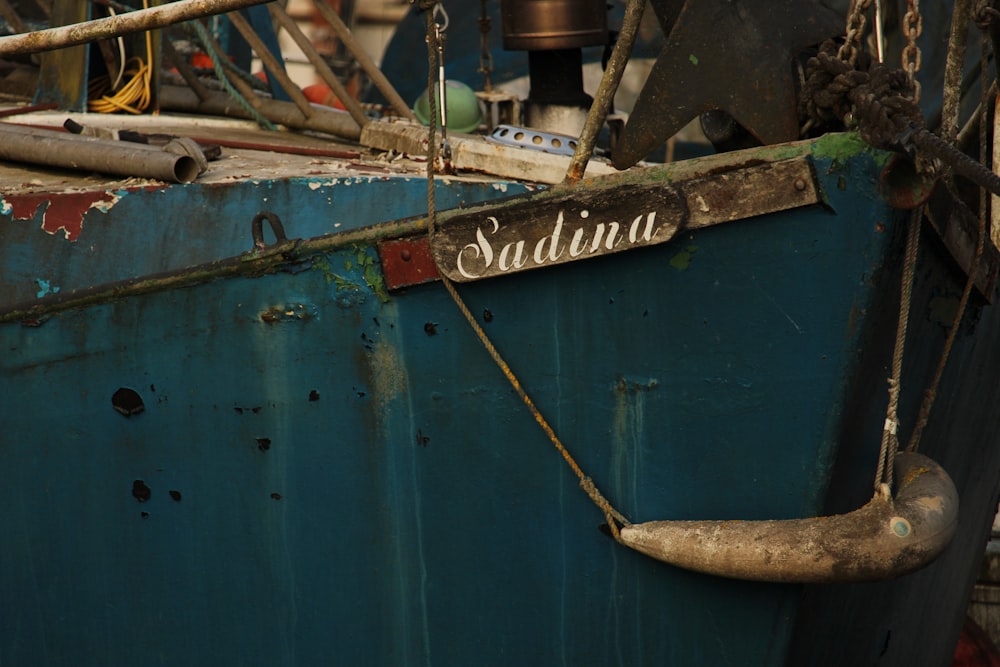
{"left": 158, "top": 85, "right": 362, "bottom": 141}
{"left": 499, "top": 0, "right": 608, "bottom": 51}
{"left": 0, "top": 123, "right": 200, "bottom": 183}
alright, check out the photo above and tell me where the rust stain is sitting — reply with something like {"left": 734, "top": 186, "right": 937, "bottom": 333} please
{"left": 3, "top": 190, "right": 122, "bottom": 241}
{"left": 901, "top": 466, "right": 930, "bottom": 487}
{"left": 379, "top": 236, "right": 440, "bottom": 290}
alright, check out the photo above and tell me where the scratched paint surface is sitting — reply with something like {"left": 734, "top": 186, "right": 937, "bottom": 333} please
{"left": 1, "top": 147, "right": 998, "bottom": 667}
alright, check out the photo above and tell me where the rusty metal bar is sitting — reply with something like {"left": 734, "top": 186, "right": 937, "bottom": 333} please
{"left": 226, "top": 9, "right": 315, "bottom": 120}
{"left": 564, "top": 0, "right": 644, "bottom": 184}
{"left": 941, "top": 0, "right": 972, "bottom": 143}
{"left": 192, "top": 21, "right": 275, "bottom": 123}
{"left": 309, "top": 0, "right": 416, "bottom": 121}
{"left": 0, "top": 122, "right": 201, "bottom": 182}
{"left": 0, "top": 0, "right": 273, "bottom": 57}
{"left": 159, "top": 84, "right": 361, "bottom": 140}
{"left": 162, "top": 36, "right": 211, "bottom": 102}
{"left": 267, "top": 3, "right": 370, "bottom": 129}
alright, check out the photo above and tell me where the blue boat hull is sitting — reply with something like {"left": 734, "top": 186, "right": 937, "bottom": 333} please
{"left": 1, "top": 136, "right": 997, "bottom": 665}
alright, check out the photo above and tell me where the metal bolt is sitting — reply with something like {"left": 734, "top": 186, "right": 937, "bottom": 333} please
{"left": 794, "top": 178, "right": 807, "bottom": 191}
{"left": 400, "top": 249, "right": 412, "bottom": 261}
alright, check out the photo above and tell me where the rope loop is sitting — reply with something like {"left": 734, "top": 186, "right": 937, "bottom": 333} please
{"left": 974, "top": 0, "right": 1000, "bottom": 30}
{"left": 800, "top": 41, "right": 923, "bottom": 150}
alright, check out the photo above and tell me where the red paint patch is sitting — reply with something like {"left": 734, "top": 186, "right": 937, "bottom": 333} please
{"left": 6, "top": 194, "right": 46, "bottom": 221}
{"left": 379, "top": 236, "right": 440, "bottom": 290}
{"left": 4, "top": 191, "right": 120, "bottom": 242}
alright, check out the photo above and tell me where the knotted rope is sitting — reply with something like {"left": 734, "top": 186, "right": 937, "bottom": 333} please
{"left": 802, "top": 40, "right": 1000, "bottom": 197}
{"left": 800, "top": 41, "right": 923, "bottom": 150}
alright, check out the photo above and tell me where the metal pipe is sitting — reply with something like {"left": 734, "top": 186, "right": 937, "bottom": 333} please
{"left": 0, "top": 123, "right": 200, "bottom": 183}
{"left": 267, "top": 3, "right": 370, "bottom": 129}
{"left": 158, "top": 84, "right": 362, "bottom": 140}
{"left": 309, "top": 0, "right": 417, "bottom": 121}
{"left": 226, "top": 10, "right": 315, "bottom": 120}
{"left": 0, "top": 0, "right": 273, "bottom": 57}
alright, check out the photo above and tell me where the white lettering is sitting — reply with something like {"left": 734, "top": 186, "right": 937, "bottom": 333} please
{"left": 533, "top": 211, "right": 565, "bottom": 264}
{"left": 629, "top": 211, "right": 657, "bottom": 243}
{"left": 569, "top": 227, "right": 588, "bottom": 257}
{"left": 591, "top": 221, "right": 622, "bottom": 252}
{"left": 456, "top": 216, "right": 499, "bottom": 279}
{"left": 498, "top": 240, "right": 528, "bottom": 271}
{"left": 452, "top": 207, "right": 664, "bottom": 278}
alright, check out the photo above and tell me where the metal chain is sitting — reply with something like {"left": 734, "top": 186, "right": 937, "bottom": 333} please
{"left": 902, "top": 0, "right": 924, "bottom": 102}
{"left": 839, "top": 0, "right": 874, "bottom": 65}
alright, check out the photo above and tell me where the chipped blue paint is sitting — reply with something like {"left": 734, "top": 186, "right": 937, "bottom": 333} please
{"left": 34, "top": 278, "right": 60, "bottom": 298}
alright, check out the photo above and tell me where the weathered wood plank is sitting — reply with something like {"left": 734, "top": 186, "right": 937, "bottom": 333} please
{"left": 430, "top": 156, "right": 820, "bottom": 282}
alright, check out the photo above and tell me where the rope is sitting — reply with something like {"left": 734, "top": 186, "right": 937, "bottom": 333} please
{"left": 906, "top": 23, "right": 991, "bottom": 453}
{"left": 189, "top": 20, "right": 276, "bottom": 130}
{"left": 802, "top": 30, "right": 996, "bottom": 476}
{"left": 874, "top": 206, "right": 922, "bottom": 490}
{"left": 801, "top": 40, "right": 1000, "bottom": 196}
{"left": 422, "top": 6, "right": 630, "bottom": 539}
{"left": 801, "top": 41, "right": 923, "bottom": 150}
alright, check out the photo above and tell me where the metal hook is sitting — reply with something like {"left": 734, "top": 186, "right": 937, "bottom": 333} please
{"left": 251, "top": 211, "right": 289, "bottom": 250}
{"left": 432, "top": 3, "right": 449, "bottom": 33}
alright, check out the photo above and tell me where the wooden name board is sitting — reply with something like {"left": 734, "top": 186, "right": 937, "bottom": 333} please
{"left": 429, "top": 157, "right": 819, "bottom": 283}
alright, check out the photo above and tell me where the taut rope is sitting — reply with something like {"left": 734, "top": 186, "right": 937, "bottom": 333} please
{"left": 420, "top": 3, "right": 630, "bottom": 538}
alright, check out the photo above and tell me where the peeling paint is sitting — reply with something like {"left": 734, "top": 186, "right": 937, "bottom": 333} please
{"left": 3, "top": 190, "right": 122, "bottom": 241}
{"left": 34, "top": 279, "right": 60, "bottom": 298}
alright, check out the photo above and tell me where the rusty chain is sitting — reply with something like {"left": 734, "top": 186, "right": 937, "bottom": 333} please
{"left": 902, "top": 0, "right": 923, "bottom": 102}
{"left": 839, "top": 0, "right": 874, "bottom": 65}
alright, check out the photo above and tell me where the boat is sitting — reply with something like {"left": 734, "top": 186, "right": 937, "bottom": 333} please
{"left": 1, "top": 0, "right": 1000, "bottom": 665}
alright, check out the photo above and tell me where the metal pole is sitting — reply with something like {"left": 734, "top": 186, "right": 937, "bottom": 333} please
{"left": 309, "top": 0, "right": 417, "bottom": 121}
{"left": 267, "top": 3, "right": 370, "bottom": 129}
{"left": 158, "top": 84, "right": 362, "bottom": 140}
{"left": 0, "top": 0, "right": 273, "bottom": 57}
{"left": 162, "top": 36, "right": 212, "bottom": 102}
{"left": 941, "top": 0, "right": 972, "bottom": 143}
{"left": 226, "top": 10, "right": 315, "bottom": 120}
{"left": 0, "top": 123, "right": 200, "bottom": 183}
{"left": 564, "top": 0, "right": 644, "bottom": 183}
